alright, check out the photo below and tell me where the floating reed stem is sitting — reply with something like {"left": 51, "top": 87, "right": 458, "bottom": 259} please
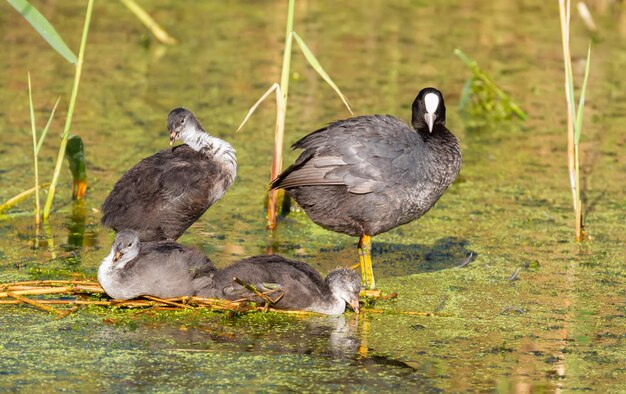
{"left": 142, "top": 295, "right": 193, "bottom": 309}
{"left": 7, "top": 291, "right": 63, "bottom": 316}
{"left": 0, "top": 280, "right": 427, "bottom": 317}
{"left": 233, "top": 277, "right": 284, "bottom": 305}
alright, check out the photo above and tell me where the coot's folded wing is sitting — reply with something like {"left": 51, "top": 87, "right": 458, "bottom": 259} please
{"left": 271, "top": 115, "right": 419, "bottom": 194}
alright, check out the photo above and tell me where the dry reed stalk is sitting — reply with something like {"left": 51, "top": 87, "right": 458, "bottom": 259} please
{"left": 267, "top": 89, "right": 286, "bottom": 230}
{"left": 360, "top": 289, "right": 383, "bottom": 298}
{"left": 0, "top": 287, "right": 71, "bottom": 298}
{"left": 0, "top": 281, "right": 421, "bottom": 316}
{"left": 142, "top": 295, "right": 194, "bottom": 309}
{"left": 7, "top": 291, "right": 63, "bottom": 316}
{"left": 0, "top": 280, "right": 102, "bottom": 289}
{"left": 2, "top": 286, "right": 41, "bottom": 291}
{"left": 0, "top": 285, "right": 104, "bottom": 298}
{"left": 56, "top": 306, "right": 80, "bottom": 319}
{"left": 233, "top": 277, "right": 283, "bottom": 305}
{"left": 559, "top": 0, "right": 591, "bottom": 241}
{"left": 0, "top": 300, "right": 111, "bottom": 306}
{"left": 559, "top": 0, "right": 577, "bottom": 216}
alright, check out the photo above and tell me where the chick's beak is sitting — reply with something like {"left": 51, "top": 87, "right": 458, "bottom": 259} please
{"left": 424, "top": 112, "right": 436, "bottom": 133}
{"left": 113, "top": 251, "right": 122, "bottom": 263}
{"left": 348, "top": 299, "right": 360, "bottom": 314}
{"left": 169, "top": 130, "right": 178, "bottom": 146}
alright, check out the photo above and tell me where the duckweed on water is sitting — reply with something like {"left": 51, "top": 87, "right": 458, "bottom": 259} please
{"left": 1, "top": 0, "right": 626, "bottom": 391}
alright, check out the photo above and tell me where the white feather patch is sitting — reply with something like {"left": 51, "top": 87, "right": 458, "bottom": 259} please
{"left": 424, "top": 92, "right": 440, "bottom": 114}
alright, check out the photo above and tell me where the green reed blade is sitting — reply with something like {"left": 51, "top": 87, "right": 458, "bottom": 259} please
{"left": 574, "top": 44, "right": 591, "bottom": 145}
{"left": 236, "top": 83, "right": 280, "bottom": 132}
{"left": 27, "top": 72, "right": 40, "bottom": 223}
{"left": 43, "top": 0, "right": 95, "bottom": 219}
{"left": 35, "top": 97, "right": 61, "bottom": 155}
{"left": 7, "top": 0, "right": 77, "bottom": 64}
{"left": 293, "top": 31, "right": 353, "bottom": 115}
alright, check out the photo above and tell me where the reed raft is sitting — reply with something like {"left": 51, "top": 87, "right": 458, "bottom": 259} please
{"left": 0, "top": 279, "right": 440, "bottom": 318}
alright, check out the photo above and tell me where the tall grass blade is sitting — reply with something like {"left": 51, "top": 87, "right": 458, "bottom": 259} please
{"left": 35, "top": 97, "right": 61, "bottom": 155}
{"left": 236, "top": 83, "right": 279, "bottom": 132}
{"left": 7, "top": 0, "right": 77, "bottom": 64}
{"left": 27, "top": 72, "right": 40, "bottom": 224}
{"left": 119, "top": 0, "right": 177, "bottom": 45}
{"left": 293, "top": 31, "right": 353, "bottom": 115}
{"left": 43, "top": 0, "right": 95, "bottom": 219}
{"left": 574, "top": 44, "right": 592, "bottom": 145}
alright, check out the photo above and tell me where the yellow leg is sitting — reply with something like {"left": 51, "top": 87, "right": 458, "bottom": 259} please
{"left": 358, "top": 235, "right": 375, "bottom": 289}
{"left": 358, "top": 237, "right": 367, "bottom": 286}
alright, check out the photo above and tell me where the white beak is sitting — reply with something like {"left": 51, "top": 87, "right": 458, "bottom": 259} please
{"left": 424, "top": 113, "right": 436, "bottom": 133}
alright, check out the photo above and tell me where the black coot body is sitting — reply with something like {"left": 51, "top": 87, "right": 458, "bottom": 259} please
{"left": 98, "top": 230, "right": 216, "bottom": 300}
{"left": 270, "top": 88, "right": 461, "bottom": 289}
{"left": 200, "top": 255, "right": 361, "bottom": 315}
{"left": 101, "top": 108, "right": 237, "bottom": 241}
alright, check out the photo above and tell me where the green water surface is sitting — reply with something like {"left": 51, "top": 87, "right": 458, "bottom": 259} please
{"left": 1, "top": 0, "right": 625, "bottom": 392}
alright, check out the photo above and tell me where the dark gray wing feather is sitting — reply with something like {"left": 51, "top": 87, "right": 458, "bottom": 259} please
{"left": 271, "top": 115, "right": 420, "bottom": 194}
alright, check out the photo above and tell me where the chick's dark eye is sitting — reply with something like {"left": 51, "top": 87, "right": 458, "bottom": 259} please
{"left": 180, "top": 118, "right": 185, "bottom": 125}
{"left": 127, "top": 242, "right": 132, "bottom": 247}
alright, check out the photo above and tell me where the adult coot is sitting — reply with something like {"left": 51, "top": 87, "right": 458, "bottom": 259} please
{"left": 270, "top": 87, "right": 461, "bottom": 289}
{"left": 200, "top": 255, "right": 361, "bottom": 315}
{"left": 97, "top": 229, "right": 216, "bottom": 300}
{"left": 101, "top": 108, "right": 237, "bottom": 241}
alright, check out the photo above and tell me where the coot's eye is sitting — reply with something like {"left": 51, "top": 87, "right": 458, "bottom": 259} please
{"left": 180, "top": 118, "right": 185, "bottom": 125}
{"left": 127, "top": 242, "right": 133, "bottom": 247}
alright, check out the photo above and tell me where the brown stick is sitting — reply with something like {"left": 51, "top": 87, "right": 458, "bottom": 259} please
{"left": 56, "top": 306, "right": 80, "bottom": 319}
{"left": 0, "top": 299, "right": 111, "bottom": 305}
{"left": 142, "top": 295, "right": 194, "bottom": 309}
{"left": 7, "top": 291, "right": 63, "bottom": 316}
{"left": 0, "top": 287, "right": 71, "bottom": 298}
{"left": 233, "top": 277, "right": 281, "bottom": 305}
{"left": 232, "top": 287, "right": 284, "bottom": 304}
{"left": 0, "top": 285, "right": 104, "bottom": 298}
{"left": 0, "top": 280, "right": 99, "bottom": 288}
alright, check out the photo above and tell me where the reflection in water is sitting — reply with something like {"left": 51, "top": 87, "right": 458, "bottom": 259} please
{"left": 65, "top": 200, "right": 97, "bottom": 250}
{"left": 327, "top": 315, "right": 360, "bottom": 359}
{"left": 43, "top": 221, "right": 56, "bottom": 259}
{"left": 66, "top": 200, "right": 87, "bottom": 249}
